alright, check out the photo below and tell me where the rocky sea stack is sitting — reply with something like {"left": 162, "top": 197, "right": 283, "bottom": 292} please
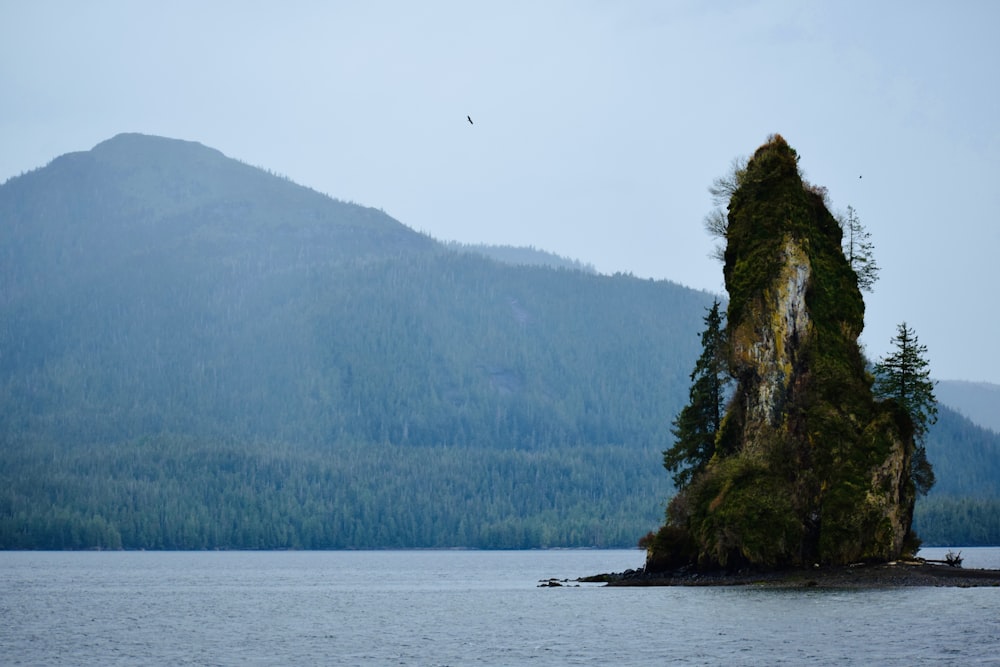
{"left": 647, "top": 135, "right": 918, "bottom": 571}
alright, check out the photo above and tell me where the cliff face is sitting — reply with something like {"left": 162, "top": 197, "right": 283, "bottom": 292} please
{"left": 653, "top": 136, "right": 916, "bottom": 569}
{"left": 728, "top": 235, "right": 811, "bottom": 455}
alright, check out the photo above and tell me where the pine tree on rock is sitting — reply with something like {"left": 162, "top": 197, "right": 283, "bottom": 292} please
{"left": 838, "top": 205, "right": 880, "bottom": 293}
{"left": 874, "top": 322, "right": 938, "bottom": 495}
{"left": 663, "top": 300, "right": 730, "bottom": 489}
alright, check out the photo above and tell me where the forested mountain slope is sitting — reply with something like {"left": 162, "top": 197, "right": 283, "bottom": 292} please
{"left": 936, "top": 380, "right": 1000, "bottom": 434}
{"left": 0, "top": 134, "right": 996, "bottom": 548}
{"left": 446, "top": 242, "right": 598, "bottom": 273}
{"left": 912, "top": 406, "right": 1000, "bottom": 546}
{"left": 1, "top": 134, "right": 710, "bottom": 447}
{"left": 0, "top": 134, "right": 708, "bottom": 548}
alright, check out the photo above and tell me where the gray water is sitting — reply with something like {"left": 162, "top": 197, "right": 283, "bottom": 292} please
{"left": 2, "top": 548, "right": 999, "bottom": 665}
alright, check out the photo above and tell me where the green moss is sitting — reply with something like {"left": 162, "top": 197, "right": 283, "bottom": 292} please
{"left": 642, "top": 524, "right": 697, "bottom": 573}
{"left": 686, "top": 454, "right": 803, "bottom": 568}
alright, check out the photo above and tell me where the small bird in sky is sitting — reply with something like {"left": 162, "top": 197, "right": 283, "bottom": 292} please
{"left": 467, "top": 115, "right": 473, "bottom": 125}
{"left": 859, "top": 175, "right": 862, "bottom": 179}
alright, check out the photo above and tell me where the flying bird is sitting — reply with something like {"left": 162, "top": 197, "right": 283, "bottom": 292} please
{"left": 467, "top": 115, "right": 473, "bottom": 125}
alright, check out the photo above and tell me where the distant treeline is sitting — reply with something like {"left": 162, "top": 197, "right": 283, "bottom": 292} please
{"left": 0, "top": 436, "right": 669, "bottom": 550}
{"left": 2, "top": 406, "right": 996, "bottom": 550}
{"left": 913, "top": 497, "right": 1000, "bottom": 547}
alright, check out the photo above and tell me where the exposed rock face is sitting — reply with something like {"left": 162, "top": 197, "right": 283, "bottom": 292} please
{"left": 730, "top": 235, "right": 811, "bottom": 455}
{"left": 651, "top": 135, "right": 916, "bottom": 570}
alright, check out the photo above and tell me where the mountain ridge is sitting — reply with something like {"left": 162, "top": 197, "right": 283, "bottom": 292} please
{"left": 936, "top": 380, "right": 1000, "bottom": 434}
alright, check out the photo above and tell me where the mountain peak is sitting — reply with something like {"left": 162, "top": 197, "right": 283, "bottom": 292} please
{"left": 89, "top": 133, "right": 256, "bottom": 181}
{"left": 0, "top": 133, "right": 435, "bottom": 293}
{"left": 36, "top": 133, "right": 229, "bottom": 177}
{"left": 95, "top": 131, "right": 214, "bottom": 150}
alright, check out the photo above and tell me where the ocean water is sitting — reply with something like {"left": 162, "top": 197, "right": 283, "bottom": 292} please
{"left": 2, "top": 548, "right": 998, "bottom": 666}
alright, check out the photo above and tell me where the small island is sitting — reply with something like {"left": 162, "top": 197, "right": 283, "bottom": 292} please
{"left": 575, "top": 556, "right": 1000, "bottom": 589}
{"left": 585, "top": 136, "right": 1000, "bottom": 587}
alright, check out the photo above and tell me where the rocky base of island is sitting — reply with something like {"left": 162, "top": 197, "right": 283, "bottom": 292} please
{"left": 552, "top": 560, "right": 1000, "bottom": 589}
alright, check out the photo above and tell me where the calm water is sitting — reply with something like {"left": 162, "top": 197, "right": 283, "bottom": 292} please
{"left": 2, "top": 548, "right": 999, "bottom": 665}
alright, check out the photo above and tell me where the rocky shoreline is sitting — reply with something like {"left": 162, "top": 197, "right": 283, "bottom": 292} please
{"left": 549, "top": 560, "right": 1000, "bottom": 589}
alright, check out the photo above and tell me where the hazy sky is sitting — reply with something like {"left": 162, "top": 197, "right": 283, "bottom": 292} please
{"left": 2, "top": 1, "right": 998, "bottom": 383}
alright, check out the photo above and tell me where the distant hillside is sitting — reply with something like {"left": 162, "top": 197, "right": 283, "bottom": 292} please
{"left": 0, "top": 134, "right": 996, "bottom": 549}
{"left": 447, "top": 242, "right": 598, "bottom": 274}
{"left": 0, "top": 134, "right": 709, "bottom": 449}
{"left": 0, "top": 133, "right": 710, "bottom": 549}
{"left": 936, "top": 380, "right": 1000, "bottom": 434}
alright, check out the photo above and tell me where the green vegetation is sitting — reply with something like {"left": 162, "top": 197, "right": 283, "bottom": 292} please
{"left": 913, "top": 404, "right": 1000, "bottom": 545}
{"left": 662, "top": 300, "right": 729, "bottom": 488}
{"left": 0, "top": 436, "right": 669, "bottom": 549}
{"left": 838, "top": 205, "right": 880, "bottom": 293}
{"left": 873, "top": 322, "right": 938, "bottom": 495}
{"left": 914, "top": 497, "right": 1000, "bottom": 546}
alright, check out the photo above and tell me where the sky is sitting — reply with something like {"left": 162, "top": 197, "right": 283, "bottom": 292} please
{"left": 2, "top": 1, "right": 998, "bottom": 383}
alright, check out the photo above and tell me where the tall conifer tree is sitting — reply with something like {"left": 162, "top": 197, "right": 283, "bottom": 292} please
{"left": 839, "top": 205, "right": 880, "bottom": 293}
{"left": 874, "top": 322, "right": 937, "bottom": 495}
{"left": 663, "top": 300, "right": 730, "bottom": 489}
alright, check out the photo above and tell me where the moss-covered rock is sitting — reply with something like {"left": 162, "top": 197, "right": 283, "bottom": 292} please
{"left": 647, "top": 135, "right": 916, "bottom": 572}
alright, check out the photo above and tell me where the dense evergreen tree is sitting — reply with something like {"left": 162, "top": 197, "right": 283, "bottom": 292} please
{"left": 873, "top": 322, "right": 938, "bottom": 495}
{"left": 663, "top": 300, "right": 730, "bottom": 489}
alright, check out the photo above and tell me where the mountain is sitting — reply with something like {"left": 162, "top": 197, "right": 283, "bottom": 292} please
{"left": 936, "top": 380, "right": 1000, "bottom": 434}
{"left": 911, "top": 403, "right": 1000, "bottom": 547}
{"left": 0, "top": 133, "right": 712, "bottom": 549}
{"left": 0, "top": 133, "right": 996, "bottom": 549}
{"left": 0, "top": 133, "right": 711, "bottom": 447}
